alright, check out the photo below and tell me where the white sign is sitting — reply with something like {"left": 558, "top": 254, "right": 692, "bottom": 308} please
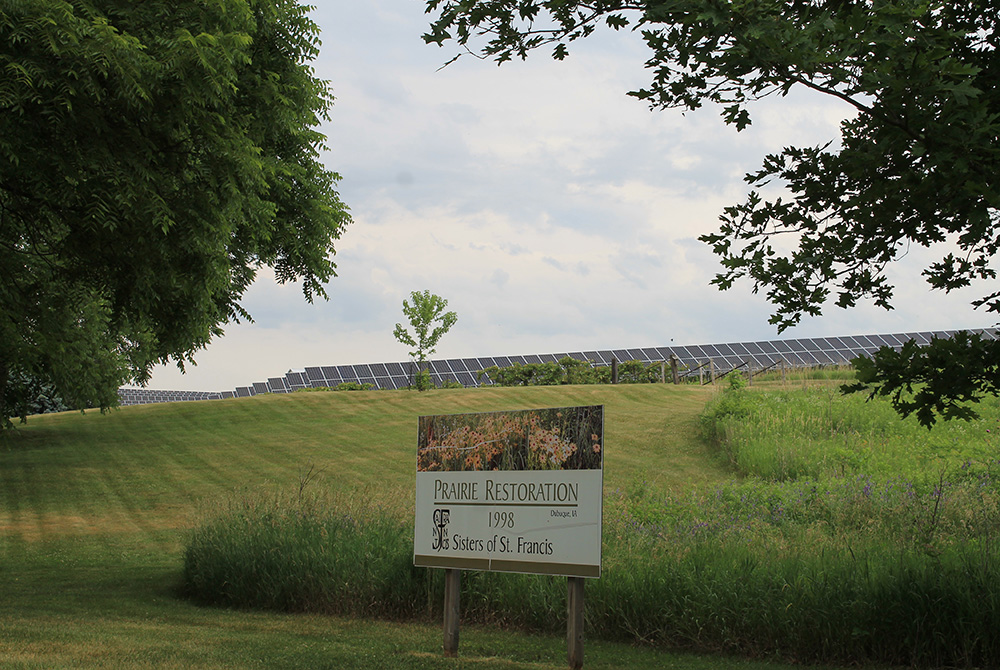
{"left": 413, "top": 406, "right": 603, "bottom": 578}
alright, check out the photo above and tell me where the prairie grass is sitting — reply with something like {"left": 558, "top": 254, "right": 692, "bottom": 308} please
{"left": 182, "top": 384, "right": 1000, "bottom": 667}
{"left": 9, "top": 382, "right": 998, "bottom": 667}
{"left": 701, "top": 385, "right": 1000, "bottom": 481}
{"left": 182, "top": 470, "right": 1000, "bottom": 667}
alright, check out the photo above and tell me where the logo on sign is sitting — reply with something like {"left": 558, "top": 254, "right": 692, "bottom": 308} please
{"left": 432, "top": 508, "right": 450, "bottom": 551}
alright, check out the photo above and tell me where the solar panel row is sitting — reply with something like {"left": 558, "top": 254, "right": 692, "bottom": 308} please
{"left": 117, "top": 389, "right": 223, "bottom": 405}
{"left": 118, "top": 328, "right": 998, "bottom": 406}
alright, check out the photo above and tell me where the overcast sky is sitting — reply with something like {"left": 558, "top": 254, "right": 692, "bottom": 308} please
{"left": 146, "top": 0, "right": 996, "bottom": 392}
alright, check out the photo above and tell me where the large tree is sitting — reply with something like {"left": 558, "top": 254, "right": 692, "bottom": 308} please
{"left": 424, "top": 0, "right": 999, "bottom": 425}
{"left": 1, "top": 0, "right": 350, "bottom": 427}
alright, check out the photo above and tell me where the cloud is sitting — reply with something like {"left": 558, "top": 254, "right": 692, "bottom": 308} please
{"left": 144, "top": 0, "right": 996, "bottom": 393}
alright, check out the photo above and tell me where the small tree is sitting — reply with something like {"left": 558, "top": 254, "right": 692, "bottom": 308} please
{"left": 393, "top": 291, "right": 458, "bottom": 391}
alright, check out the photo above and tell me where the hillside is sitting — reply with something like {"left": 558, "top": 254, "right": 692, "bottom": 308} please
{"left": 5, "top": 384, "right": 807, "bottom": 670}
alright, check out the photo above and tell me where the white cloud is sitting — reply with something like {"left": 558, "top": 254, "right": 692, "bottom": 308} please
{"left": 144, "top": 0, "right": 996, "bottom": 393}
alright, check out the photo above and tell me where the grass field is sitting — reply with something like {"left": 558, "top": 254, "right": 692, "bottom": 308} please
{"left": 1, "top": 383, "right": 853, "bottom": 669}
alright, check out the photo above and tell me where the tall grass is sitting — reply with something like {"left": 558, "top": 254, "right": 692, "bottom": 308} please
{"left": 182, "top": 486, "right": 425, "bottom": 618}
{"left": 701, "top": 386, "right": 1000, "bottom": 481}
{"left": 184, "top": 467, "right": 1000, "bottom": 667}
{"left": 179, "top": 384, "right": 1000, "bottom": 667}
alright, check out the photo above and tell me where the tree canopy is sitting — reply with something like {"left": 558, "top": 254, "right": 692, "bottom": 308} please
{"left": 424, "top": 0, "right": 999, "bottom": 425}
{"left": 1, "top": 0, "right": 350, "bottom": 427}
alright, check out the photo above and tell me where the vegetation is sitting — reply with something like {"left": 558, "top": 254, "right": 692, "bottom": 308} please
{"left": 479, "top": 356, "right": 670, "bottom": 386}
{"left": 423, "top": 0, "right": 1000, "bottom": 423}
{"left": 393, "top": 290, "right": 458, "bottom": 391}
{"left": 183, "top": 383, "right": 1000, "bottom": 667}
{"left": 295, "top": 382, "right": 375, "bottom": 392}
{"left": 5, "top": 382, "right": 1000, "bottom": 667}
{"left": 0, "top": 0, "right": 350, "bottom": 428}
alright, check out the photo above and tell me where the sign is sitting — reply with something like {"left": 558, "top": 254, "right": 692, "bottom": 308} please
{"left": 413, "top": 406, "right": 603, "bottom": 578}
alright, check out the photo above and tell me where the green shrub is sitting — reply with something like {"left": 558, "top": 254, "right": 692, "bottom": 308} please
{"left": 182, "top": 470, "right": 1000, "bottom": 667}
{"left": 477, "top": 358, "right": 659, "bottom": 386}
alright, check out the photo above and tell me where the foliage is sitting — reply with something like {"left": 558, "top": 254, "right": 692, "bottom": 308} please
{"left": 416, "top": 406, "right": 602, "bottom": 472}
{"left": 701, "top": 385, "right": 1000, "bottom": 481}
{"left": 2, "top": 369, "right": 70, "bottom": 423}
{"left": 183, "top": 471, "right": 1000, "bottom": 668}
{"left": 392, "top": 290, "right": 457, "bottom": 391}
{"left": 423, "top": 0, "right": 1000, "bottom": 421}
{"left": 617, "top": 359, "right": 661, "bottom": 383}
{"left": 182, "top": 486, "right": 423, "bottom": 617}
{"left": 294, "top": 382, "right": 375, "bottom": 392}
{"left": 726, "top": 369, "right": 747, "bottom": 391}
{"left": 845, "top": 330, "right": 1000, "bottom": 427}
{"left": 478, "top": 356, "right": 670, "bottom": 386}
{"left": 0, "top": 0, "right": 350, "bottom": 428}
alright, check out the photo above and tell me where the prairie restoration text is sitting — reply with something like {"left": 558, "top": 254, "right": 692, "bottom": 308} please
{"left": 432, "top": 478, "right": 579, "bottom": 503}
{"left": 485, "top": 480, "right": 578, "bottom": 503}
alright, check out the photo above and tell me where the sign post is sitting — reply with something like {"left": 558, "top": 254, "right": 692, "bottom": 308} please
{"left": 443, "top": 568, "right": 460, "bottom": 656}
{"left": 414, "top": 405, "right": 604, "bottom": 663}
{"left": 567, "top": 576, "right": 585, "bottom": 669}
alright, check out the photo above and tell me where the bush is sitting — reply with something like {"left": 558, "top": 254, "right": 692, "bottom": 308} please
{"left": 182, "top": 477, "right": 1000, "bottom": 667}
{"left": 478, "top": 357, "right": 658, "bottom": 386}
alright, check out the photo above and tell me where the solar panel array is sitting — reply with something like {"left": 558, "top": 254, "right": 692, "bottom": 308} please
{"left": 118, "top": 328, "right": 999, "bottom": 406}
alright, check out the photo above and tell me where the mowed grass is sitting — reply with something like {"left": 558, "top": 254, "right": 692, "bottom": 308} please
{"left": 0, "top": 384, "right": 830, "bottom": 669}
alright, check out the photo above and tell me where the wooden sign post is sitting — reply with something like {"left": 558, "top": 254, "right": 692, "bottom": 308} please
{"left": 443, "top": 568, "right": 461, "bottom": 656}
{"left": 567, "top": 577, "right": 585, "bottom": 669}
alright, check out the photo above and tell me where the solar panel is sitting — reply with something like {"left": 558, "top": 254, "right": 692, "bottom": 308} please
{"left": 811, "top": 350, "right": 836, "bottom": 365}
{"left": 441, "top": 359, "right": 465, "bottom": 373}
{"left": 681, "top": 344, "right": 703, "bottom": 359}
{"left": 467, "top": 357, "right": 490, "bottom": 371}
{"left": 720, "top": 343, "right": 743, "bottom": 357}
{"left": 801, "top": 339, "right": 821, "bottom": 352}
{"left": 729, "top": 343, "right": 750, "bottom": 356}
{"left": 115, "top": 328, "right": 998, "bottom": 405}
{"left": 668, "top": 346, "right": 688, "bottom": 360}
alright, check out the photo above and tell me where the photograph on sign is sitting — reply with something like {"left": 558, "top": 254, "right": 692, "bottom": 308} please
{"left": 413, "top": 405, "right": 603, "bottom": 578}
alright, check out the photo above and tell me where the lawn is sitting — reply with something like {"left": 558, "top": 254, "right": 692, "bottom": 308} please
{"left": 2, "top": 384, "right": 839, "bottom": 669}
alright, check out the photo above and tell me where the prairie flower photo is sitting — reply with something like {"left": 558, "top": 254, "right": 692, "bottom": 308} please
{"left": 417, "top": 406, "right": 603, "bottom": 472}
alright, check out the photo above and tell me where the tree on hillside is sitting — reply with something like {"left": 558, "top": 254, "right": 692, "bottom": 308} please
{"left": 0, "top": 0, "right": 350, "bottom": 428}
{"left": 423, "top": 0, "right": 999, "bottom": 425}
{"left": 393, "top": 290, "right": 458, "bottom": 390}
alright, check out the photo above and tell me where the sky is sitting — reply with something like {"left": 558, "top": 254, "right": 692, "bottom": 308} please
{"left": 146, "top": 0, "right": 996, "bottom": 392}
